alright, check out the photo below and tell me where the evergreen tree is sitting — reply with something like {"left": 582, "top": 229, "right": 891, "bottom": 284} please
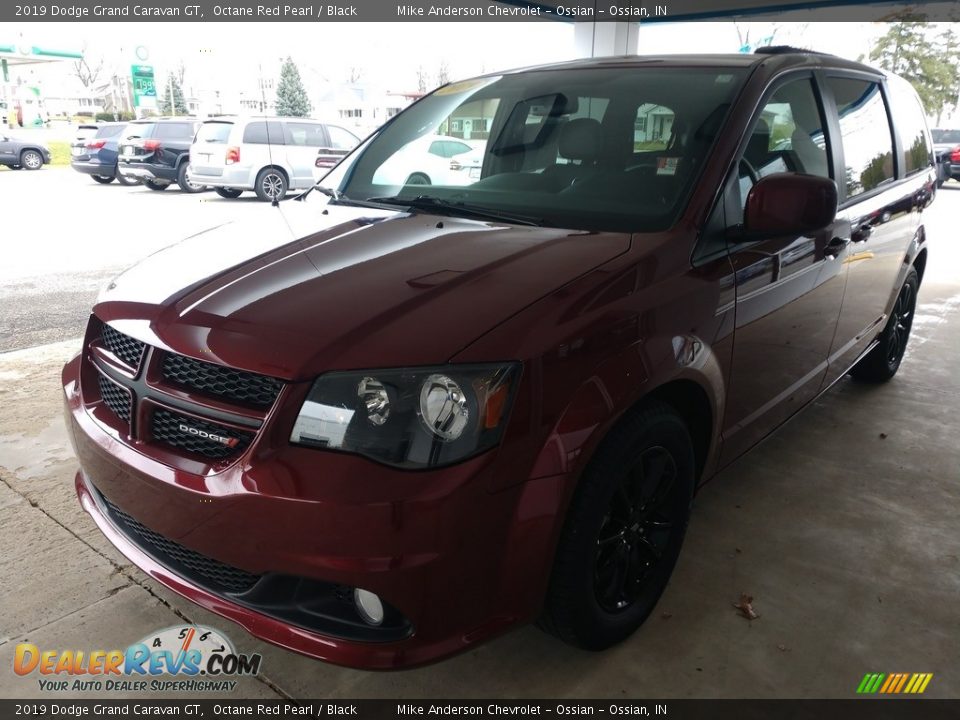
{"left": 159, "top": 73, "right": 187, "bottom": 115}
{"left": 870, "top": 22, "right": 960, "bottom": 123}
{"left": 275, "top": 57, "right": 312, "bottom": 117}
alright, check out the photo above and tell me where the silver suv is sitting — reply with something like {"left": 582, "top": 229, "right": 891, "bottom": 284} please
{"left": 187, "top": 117, "right": 359, "bottom": 201}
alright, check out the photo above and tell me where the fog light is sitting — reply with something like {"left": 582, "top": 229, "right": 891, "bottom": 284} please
{"left": 354, "top": 588, "right": 385, "bottom": 626}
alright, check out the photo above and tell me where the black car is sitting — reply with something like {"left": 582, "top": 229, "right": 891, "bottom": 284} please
{"left": 931, "top": 128, "right": 960, "bottom": 186}
{"left": 117, "top": 118, "right": 204, "bottom": 192}
{"left": 71, "top": 123, "right": 141, "bottom": 185}
{"left": 0, "top": 133, "right": 51, "bottom": 170}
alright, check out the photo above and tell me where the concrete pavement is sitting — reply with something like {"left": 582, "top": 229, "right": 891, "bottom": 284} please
{"left": 1, "top": 180, "right": 958, "bottom": 699}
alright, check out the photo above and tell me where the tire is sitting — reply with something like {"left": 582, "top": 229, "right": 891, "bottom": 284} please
{"left": 405, "top": 172, "right": 431, "bottom": 186}
{"left": 143, "top": 180, "right": 168, "bottom": 191}
{"left": 177, "top": 163, "right": 206, "bottom": 193}
{"left": 215, "top": 187, "right": 243, "bottom": 199}
{"left": 92, "top": 175, "right": 114, "bottom": 184}
{"left": 21, "top": 149, "right": 43, "bottom": 170}
{"left": 849, "top": 267, "right": 919, "bottom": 383}
{"left": 540, "top": 401, "right": 695, "bottom": 650}
{"left": 115, "top": 168, "right": 140, "bottom": 186}
{"left": 255, "top": 168, "right": 287, "bottom": 202}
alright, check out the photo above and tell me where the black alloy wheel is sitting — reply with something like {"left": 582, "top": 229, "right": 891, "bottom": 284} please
{"left": 594, "top": 446, "right": 679, "bottom": 613}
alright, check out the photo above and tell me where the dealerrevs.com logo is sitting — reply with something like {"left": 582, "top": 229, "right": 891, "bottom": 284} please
{"left": 14, "top": 625, "right": 262, "bottom": 693}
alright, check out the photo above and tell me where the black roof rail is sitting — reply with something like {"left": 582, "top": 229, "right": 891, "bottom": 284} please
{"left": 754, "top": 46, "right": 834, "bottom": 57}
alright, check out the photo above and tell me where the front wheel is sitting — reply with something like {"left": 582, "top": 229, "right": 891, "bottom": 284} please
{"left": 255, "top": 168, "right": 287, "bottom": 202}
{"left": 21, "top": 150, "right": 43, "bottom": 170}
{"left": 849, "top": 267, "right": 919, "bottom": 383}
{"left": 215, "top": 187, "right": 243, "bottom": 199}
{"left": 540, "top": 401, "right": 695, "bottom": 650}
{"left": 143, "top": 180, "right": 168, "bottom": 191}
{"left": 92, "top": 175, "right": 114, "bottom": 184}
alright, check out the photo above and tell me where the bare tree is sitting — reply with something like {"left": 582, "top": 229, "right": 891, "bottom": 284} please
{"left": 175, "top": 59, "right": 187, "bottom": 88}
{"left": 72, "top": 44, "right": 104, "bottom": 91}
{"left": 416, "top": 65, "right": 428, "bottom": 94}
{"left": 435, "top": 61, "right": 450, "bottom": 87}
{"left": 347, "top": 66, "right": 363, "bottom": 84}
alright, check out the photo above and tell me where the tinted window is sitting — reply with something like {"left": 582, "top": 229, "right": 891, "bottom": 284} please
{"left": 127, "top": 123, "right": 155, "bottom": 139}
{"left": 326, "top": 125, "right": 358, "bottom": 150}
{"left": 739, "top": 78, "right": 830, "bottom": 202}
{"left": 888, "top": 80, "right": 932, "bottom": 176}
{"left": 931, "top": 129, "right": 960, "bottom": 144}
{"left": 196, "top": 122, "right": 233, "bottom": 143}
{"left": 96, "top": 125, "right": 125, "bottom": 139}
{"left": 827, "top": 78, "right": 895, "bottom": 197}
{"left": 286, "top": 122, "right": 328, "bottom": 147}
{"left": 154, "top": 122, "right": 194, "bottom": 140}
{"left": 242, "top": 121, "right": 286, "bottom": 145}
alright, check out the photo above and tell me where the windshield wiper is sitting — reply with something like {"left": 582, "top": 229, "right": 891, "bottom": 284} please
{"left": 293, "top": 184, "right": 395, "bottom": 210}
{"left": 366, "top": 195, "right": 542, "bottom": 226}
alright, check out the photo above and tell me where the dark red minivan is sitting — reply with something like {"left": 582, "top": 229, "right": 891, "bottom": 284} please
{"left": 63, "top": 50, "right": 935, "bottom": 669}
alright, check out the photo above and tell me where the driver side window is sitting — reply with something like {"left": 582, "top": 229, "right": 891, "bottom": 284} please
{"left": 738, "top": 78, "right": 831, "bottom": 207}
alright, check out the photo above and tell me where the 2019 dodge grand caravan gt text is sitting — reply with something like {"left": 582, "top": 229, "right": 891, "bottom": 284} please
{"left": 63, "top": 51, "right": 935, "bottom": 669}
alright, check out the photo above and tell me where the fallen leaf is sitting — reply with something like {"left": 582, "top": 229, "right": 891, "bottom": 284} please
{"left": 879, "top": 432, "right": 888, "bottom": 439}
{"left": 735, "top": 547, "right": 742, "bottom": 554}
{"left": 733, "top": 593, "right": 759, "bottom": 620}
{"left": 661, "top": 612, "right": 673, "bottom": 620}
{"left": 777, "top": 644, "right": 790, "bottom": 652}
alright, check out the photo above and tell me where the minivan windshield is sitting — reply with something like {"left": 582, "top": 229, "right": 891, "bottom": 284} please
{"left": 323, "top": 66, "right": 748, "bottom": 232}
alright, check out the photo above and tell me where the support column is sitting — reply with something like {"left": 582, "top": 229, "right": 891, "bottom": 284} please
{"left": 573, "top": 21, "right": 640, "bottom": 58}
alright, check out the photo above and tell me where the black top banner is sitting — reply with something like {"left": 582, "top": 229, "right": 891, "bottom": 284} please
{"left": 4, "top": 0, "right": 960, "bottom": 22}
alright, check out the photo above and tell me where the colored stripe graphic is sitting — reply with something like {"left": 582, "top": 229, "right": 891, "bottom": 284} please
{"left": 857, "top": 672, "right": 933, "bottom": 694}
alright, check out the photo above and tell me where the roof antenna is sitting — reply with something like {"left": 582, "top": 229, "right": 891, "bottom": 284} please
{"left": 259, "top": 62, "right": 280, "bottom": 207}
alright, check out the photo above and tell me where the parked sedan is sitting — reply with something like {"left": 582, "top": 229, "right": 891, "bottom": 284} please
{"left": 0, "top": 133, "right": 51, "bottom": 170}
{"left": 71, "top": 123, "right": 141, "bottom": 185}
{"left": 372, "top": 134, "right": 484, "bottom": 186}
{"left": 931, "top": 128, "right": 960, "bottom": 186}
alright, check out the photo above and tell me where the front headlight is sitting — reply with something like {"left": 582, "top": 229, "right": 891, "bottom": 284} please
{"left": 290, "top": 364, "right": 520, "bottom": 469}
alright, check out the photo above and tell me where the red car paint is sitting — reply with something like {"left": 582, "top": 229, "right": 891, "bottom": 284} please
{"left": 64, "top": 53, "right": 934, "bottom": 668}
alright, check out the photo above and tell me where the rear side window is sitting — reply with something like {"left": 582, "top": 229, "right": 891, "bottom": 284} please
{"left": 155, "top": 122, "right": 194, "bottom": 140}
{"left": 286, "top": 122, "right": 328, "bottom": 147}
{"left": 196, "top": 122, "right": 233, "bottom": 143}
{"left": 888, "top": 80, "right": 932, "bottom": 176}
{"left": 826, "top": 78, "right": 895, "bottom": 198}
{"left": 326, "top": 125, "right": 358, "bottom": 150}
{"left": 243, "top": 121, "right": 286, "bottom": 145}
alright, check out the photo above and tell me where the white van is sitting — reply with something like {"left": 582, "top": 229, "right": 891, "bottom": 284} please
{"left": 188, "top": 117, "right": 359, "bottom": 201}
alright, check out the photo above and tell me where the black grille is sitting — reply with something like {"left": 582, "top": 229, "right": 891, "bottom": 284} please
{"left": 102, "top": 496, "right": 262, "bottom": 594}
{"left": 101, "top": 325, "right": 145, "bottom": 369}
{"left": 162, "top": 353, "right": 283, "bottom": 408}
{"left": 151, "top": 408, "right": 253, "bottom": 460}
{"left": 97, "top": 373, "right": 132, "bottom": 423}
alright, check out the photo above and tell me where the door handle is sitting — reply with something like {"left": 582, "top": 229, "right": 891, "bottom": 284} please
{"left": 825, "top": 237, "right": 849, "bottom": 259}
{"left": 851, "top": 225, "right": 872, "bottom": 243}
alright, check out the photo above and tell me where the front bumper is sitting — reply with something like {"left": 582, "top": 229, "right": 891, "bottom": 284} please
{"left": 63, "top": 354, "right": 557, "bottom": 668}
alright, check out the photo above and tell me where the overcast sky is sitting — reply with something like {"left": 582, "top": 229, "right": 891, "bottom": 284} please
{"left": 9, "top": 21, "right": 887, "bottom": 94}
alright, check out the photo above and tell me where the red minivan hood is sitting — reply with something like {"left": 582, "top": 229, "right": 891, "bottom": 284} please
{"left": 95, "top": 202, "right": 630, "bottom": 379}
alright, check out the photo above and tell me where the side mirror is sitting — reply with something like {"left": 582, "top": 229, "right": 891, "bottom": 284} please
{"left": 742, "top": 173, "right": 838, "bottom": 238}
